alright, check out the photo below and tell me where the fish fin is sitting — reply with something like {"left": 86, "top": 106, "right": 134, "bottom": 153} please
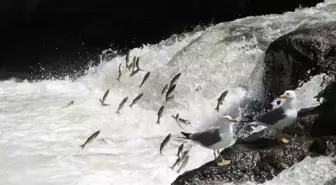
{"left": 180, "top": 132, "right": 191, "bottom": 139}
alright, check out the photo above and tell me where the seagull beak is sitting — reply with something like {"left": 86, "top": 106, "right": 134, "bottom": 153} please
{"left": 279, "top": 94, "right": 286, "bottom": 99}
{"left": 228, "top": 119, "right": 238, "bottom": 123}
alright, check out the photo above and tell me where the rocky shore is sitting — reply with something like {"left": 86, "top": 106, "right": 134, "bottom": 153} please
{"left": 172, "top": 22, "right": 336, "bottom": 185}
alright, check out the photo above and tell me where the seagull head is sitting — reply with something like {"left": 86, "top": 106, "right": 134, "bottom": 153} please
{"left": 223, "top": 115, "right": 238, "bottom": 123}
{"left": 279, "top": 90, "right": 296, "bottom": 100}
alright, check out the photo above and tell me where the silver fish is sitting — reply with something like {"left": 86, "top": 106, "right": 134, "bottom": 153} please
{"left": 80, "top": 130, "right": 100, "bottom": 149}
{"left": 132, "top": 56, "right": 137, "bottom": 72}
{"left": 127, "top": 62, "right": 134, "bottom": 70}
{"left": 172, "top": 113, "right": 191, "bottom": 125}
{"left": 125, "top": 50, "right": 130, "bottom": 68}
{"left": 166, "top": 95, "right": 175, "bottom": 102}
{"left": 156, "top": 105, "right": 164, "bottom": 124}
{"left": 136, "top": 57, "right": 143, "bottom": 71}
{"left": 116, "top": 96, "right": 128, "bottom": 114}
{"left": 64, "top": 100, "right": 74, "bottom": 108}
{"left": 215, "top": 90, "right": 228, "bottom": 112}
{"left": 161, "top": 84, "right": 169, "bottom": 95}
{"left": 177, "top": 155, "right": 190, "bottom": 173}
{"left": 116, "top": 63, "right": 122, "bottom": 82}
{"left": 170, "top": 150, "right": 189, "bottom": 170}
{"left": 179, "top": 118, "right": 191, "bottom": 125}
{"left": 177, "top": 143, "right": 184, "bottom": 159}
{"left": 169, "top": 73, "right": 181, "bottom": 87}
{"left": 130, "top": 68, "right": 140, "bottom": 77}
{"left": 139, "top": 71, "right": 150, "bottom": 88}
{"left": 99, "top": 89, "right": 110, "bottom": 106}
{"left": 166, "top": 84, "right": 176, "bottom": 101}
{"left": 160, "top": 133, "right": 171, "bottom": 156}
{"left": 129, "top": 93, "right": 144, "bottom": 108}
{"left": 171, "top": 113, "right": 183, "bottom": 129}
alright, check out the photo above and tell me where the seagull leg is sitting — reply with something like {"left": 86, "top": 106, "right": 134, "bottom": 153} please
{"left": 213, "top": 150, "right": 217, "bottom": 161}
{"left": 216, "top": 150, "right": 231, "bottom": 167}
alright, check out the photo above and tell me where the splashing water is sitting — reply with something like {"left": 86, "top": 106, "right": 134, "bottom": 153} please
{"left": 1, "top": 1, "right": 336, "bottom": 185}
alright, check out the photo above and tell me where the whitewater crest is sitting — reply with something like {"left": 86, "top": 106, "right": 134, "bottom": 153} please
{"left": 1, "top": 1, "right": 336, "bottom": 185}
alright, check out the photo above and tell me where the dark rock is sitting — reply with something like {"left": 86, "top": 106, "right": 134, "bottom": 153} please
{"left": 313, "top": 81, "right": 336, "bottom": 137}
{"left": 172, "top": 108, "right": 336, "bottom": 185}
{"left": 263, "top": 22, "right": 336, "bottom": 104}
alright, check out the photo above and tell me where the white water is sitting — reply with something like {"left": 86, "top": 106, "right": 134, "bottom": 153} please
{"left": 1, "top": 1, "right": 336, "bottom": 185}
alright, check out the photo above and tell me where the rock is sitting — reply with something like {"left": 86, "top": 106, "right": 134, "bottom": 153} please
{"left": 171, "top": 108, "right": 336, "bottom": 185}
{"left": 263, "top": 22, "right": 336, "bottom": 104}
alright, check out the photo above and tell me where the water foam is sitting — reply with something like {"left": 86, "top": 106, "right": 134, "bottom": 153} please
{"left": 1, "top": 1, "right": 336, "bottom": 185}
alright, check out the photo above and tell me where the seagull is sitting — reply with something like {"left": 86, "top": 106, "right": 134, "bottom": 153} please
{"left": 180, "top": 115, "right": 238, "bottom": 167}
{"left": 252, "top": 90, "right": 297, "bottom": 143}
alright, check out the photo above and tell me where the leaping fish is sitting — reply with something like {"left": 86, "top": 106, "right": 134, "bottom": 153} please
{"left": 130, "top": 69, "right": 140, "bottom": 77}
{"left": 170, "top": 150, "right": 189, "bottom": 170}
{"left": 136, "top": 57, "right": 143, "bottom": 71}
{"left": 125, "top": 50, "right": 130, "bottom": 68}
{"left": 177, "top": 143, "right": 184, "bottom": 159}
{"left": 63, "top": 100, "right": 74, "bottom": 108}
{"left": 99, "top": 89, "right": 110, "bottom": 106}
{"left": 215, "top": 90, "right": 228, "bottom": 112}
{"left": 161, "top": 84, "right": 169, "bottom": 95}
{"left": 172, "top": 114, "right": 191, "bottom": 125}
{"left": 116, "top": 63, "right": 122, "bottom": 82}
{"left": 139, "top": 71, "right": 150, "bottom": 88}
{"left": 80, "top": 130, "right": 100, "bottom": 149}
{"left": 169, "top": 73, "right": 181, "bottom": 87}
{"left": 171, "top": 113, "right": 183, "bottom": 129}
{"left": 160, "top": 133, "right": 171, "bottom": 156}
{"left": 129, "top": 93, "right": 144, "bottom": 108}
{"left": 116, "top": 96, "right": 128, "bottom": 114}
{"left": 166, "top": 84, "right": 176, "bottom": 101}
{"left": 131, "top": 56, "right": 137, "bottom": 72}
{"left": 156, "top": 105, "right": 164, "bottom": 124}
{"left": 177, "top": 155, "right": 190, "bottom": 173}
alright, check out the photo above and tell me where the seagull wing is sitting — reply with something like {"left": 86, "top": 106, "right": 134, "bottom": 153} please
{"left": 254, "top": 107, "right": 286, "bottom": 125}
{"left": 190, "top": 128, "right": 222, "bottom": 147}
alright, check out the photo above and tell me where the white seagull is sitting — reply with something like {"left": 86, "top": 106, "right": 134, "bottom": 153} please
{"left": 180, "top": 115, "right": 238, "bottom": 166}
{"left": 253, "top": 90, "right": 297, "bottom": 143}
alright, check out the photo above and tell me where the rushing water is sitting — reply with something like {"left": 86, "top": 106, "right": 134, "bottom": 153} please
{"left": 1, "top": 1, "right": 336, "bottom": 185}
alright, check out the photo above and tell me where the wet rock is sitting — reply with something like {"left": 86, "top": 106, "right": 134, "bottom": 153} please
{"left": 171, "top": 108, "right": 336, "bottom": 185}
{"left": 263, "top": 21, "right": 336, "bottom": 104}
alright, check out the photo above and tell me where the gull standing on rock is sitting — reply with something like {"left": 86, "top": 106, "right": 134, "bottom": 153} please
{"left": 252, "top": 90, "right": 297, "bottom": 143}
{"left": 180, "top": 115, "right": 238, "bottom": 167}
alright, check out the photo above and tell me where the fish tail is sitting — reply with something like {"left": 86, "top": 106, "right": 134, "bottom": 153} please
{"left": 80, "top": 144, "right": 85, "bottom": 150}
{"left": 215, "top": 106, "right": 219, "bottom": 112}
{"left": 129, "top": 104, "right": 133, "bottom": 108}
